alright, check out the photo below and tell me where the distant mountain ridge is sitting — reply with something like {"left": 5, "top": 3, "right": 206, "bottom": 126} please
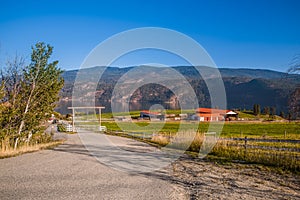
{"left": 63, "top": 66, "right": 293, "bottom": 80}
{"left": 219, "top": 68, "right": 288, "bottom": 79}
{"left": 57, "top": 66, "right": 300, "bottom": 114}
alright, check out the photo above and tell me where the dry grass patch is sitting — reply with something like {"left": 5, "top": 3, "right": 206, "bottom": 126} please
{"left": 0, "top": 140, "right": 64, "bottom": 159}
{"left": 151, "top": 135, "right": 170, "bottom": 146}
{"left": 149, "top": 132, "right": 300, "bottom": 172}
{"left": 211, "top": 140, "right": 300, "bottom": 172}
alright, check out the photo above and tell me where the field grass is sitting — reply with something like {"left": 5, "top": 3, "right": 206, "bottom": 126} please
{"left": 0, "top": 140, "right": 63, "bottom": 159}
{"left": 221, "top": 122, "right": 299, "bottom": 139}
{"left": 98, "top": 109, "right": 284, "bottom": 120}
{"left": 235, "top": 110, "right": 284, "bottom": 121}
{"left": 80, "top": 109, "right": 293, "bottom": 138}
{"left": 101, "top": 121, "right": 300, "bottom": 140}
{"left": 211, "top": 140, "right": 300, "bottom": 172}
{"left": 151, "top": 131, "right": 300, "bottom": 172}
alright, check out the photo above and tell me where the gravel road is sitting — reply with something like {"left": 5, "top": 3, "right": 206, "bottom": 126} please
{"left": 0, "top": 132, "right": 186, "bottom": 200}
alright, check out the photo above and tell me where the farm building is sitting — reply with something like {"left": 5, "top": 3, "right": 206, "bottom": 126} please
{"left": 195, "top": 108, "right": 238, "bottom": 121}
{"left": 140, "top": 110, "right": 165, "bottom": 120}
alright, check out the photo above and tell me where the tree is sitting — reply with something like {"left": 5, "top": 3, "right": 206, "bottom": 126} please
{"left": 0, "top": 43, "right": 64, "bottom": 149}
{"left": 263, "top": 106, "right": 270, "bottom": 115}
{"left": 0, "top": 82, "right": 5, "bottom": 150}
{"left": 0, "top": 56, "right": 25, "bottom": 150}
{"left": 253, "top": 104, "right": 260, "bottom": 116}
{"left": 13, "top": 42, "right": 64, "bottom": 148}
{"left": 0, "top": 82, "right": 4, "bottom": 104}
{"left": 0, "top": 81, "right": 5, "bottom": 130}
{"left": 279, "top": 111, "right": 285, "bottom": 118}
{"left": 288, "top": 113, "right": 292, "bottom": 122}
{"left": 270, "top": 106, "right": 276, "bottom": 119}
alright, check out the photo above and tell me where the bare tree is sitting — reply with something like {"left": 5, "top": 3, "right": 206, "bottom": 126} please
{"left": 1, "top": 56, "right": 25, "bottom": 103}
{"left": 0, "top": 55, "right": 25, "bottom": 149}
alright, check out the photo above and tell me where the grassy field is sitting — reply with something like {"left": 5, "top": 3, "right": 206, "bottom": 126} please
{"left": 100, "top": 121, "right": 300, "bottom": 140}
{"left": 77, "top": 109, "right": 297, "bottom": 139}
{"left": 237, "top": 111, "right": 284, "bottom": 120}
{"left": 211, "top": 139, "right": 300, "bottom": 172}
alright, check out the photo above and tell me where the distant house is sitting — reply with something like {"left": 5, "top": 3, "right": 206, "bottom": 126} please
{"left": 195, "top": 108, "right": 238, "bottom": 121}
{"left": 226, "top": 110, "right": 239, "bottom": 120}
{"left": 140, "top": 110, "right": 164, "bottom": 120}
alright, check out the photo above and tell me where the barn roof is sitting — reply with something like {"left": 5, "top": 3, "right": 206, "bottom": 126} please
{"left": 196, "top": 108, "right": 229, "bottom": 114}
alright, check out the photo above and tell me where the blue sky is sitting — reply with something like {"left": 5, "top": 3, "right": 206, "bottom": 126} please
{"left": 0, "top": 0, "right": 299, "bottom": 71}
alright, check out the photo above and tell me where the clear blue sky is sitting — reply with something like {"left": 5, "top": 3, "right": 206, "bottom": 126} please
{"left": 0, "top": 0, "right": 299, "bottom": 72}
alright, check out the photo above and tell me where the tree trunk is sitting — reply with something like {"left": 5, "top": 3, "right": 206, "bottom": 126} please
{"left": 15, "top": 83, "right": 35, "bottom": 150}
{"left": 14, "top": 137, "right": 19, "bottom": 150}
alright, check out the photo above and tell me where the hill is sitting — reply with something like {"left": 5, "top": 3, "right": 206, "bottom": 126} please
{"left": 57, "top": 66, "right": 300, "bottom": 114}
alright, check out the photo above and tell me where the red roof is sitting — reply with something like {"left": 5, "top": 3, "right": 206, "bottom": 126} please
{"left": 195, "top": 108, "right": 229, "bottom": 114}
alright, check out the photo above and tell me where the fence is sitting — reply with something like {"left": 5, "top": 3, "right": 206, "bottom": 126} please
{"left": 224, "top": 137, "right": 300, "bottom": 153}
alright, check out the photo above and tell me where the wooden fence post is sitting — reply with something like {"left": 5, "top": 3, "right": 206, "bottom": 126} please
{"left": 284, "top": 130, "right": 287, "bottom": 138}
{"left": 244, "top": 136, "right": 248, "bottom": 159}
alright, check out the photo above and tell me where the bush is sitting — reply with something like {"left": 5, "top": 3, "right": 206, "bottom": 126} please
{"left": 57, "top": 124, "right": 66, "bottom": 132}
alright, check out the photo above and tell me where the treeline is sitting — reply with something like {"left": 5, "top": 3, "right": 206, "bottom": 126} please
{"left": 0, "top": 43, "right": 64, "bottom": 150}
{"left": 253, "top": 104, "right": 288, "bottom": 119}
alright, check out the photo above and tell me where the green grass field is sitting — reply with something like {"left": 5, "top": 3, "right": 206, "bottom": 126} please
{"left": 91, "top": 110, "right": 296, "bottom": 138}
{"left": 100, "top": 121, "right": 300, "bottom": 140}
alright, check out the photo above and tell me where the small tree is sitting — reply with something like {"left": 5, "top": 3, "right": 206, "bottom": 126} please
{"left": 270, "top": 106, "right": 276, "bottom": 119}
{"left": 279, "top": 111, "right": 285, "bottom": 118}
{"left": 288, "top": 113, "right": 292, "bottom": 122}
{"left": 0, "top": 56, "right": 25, "bottom": 149}
{"left": 263, "top": 106, "right": 270, "bottom": 115}
{"left": 253, "top": 104, "right": 260, "bottom": 116}
{"left": 14, "top": 42, "right": 64, "bottom": 149}
{"left": 253, "top": 104, "right": 256, "bottom": 115}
